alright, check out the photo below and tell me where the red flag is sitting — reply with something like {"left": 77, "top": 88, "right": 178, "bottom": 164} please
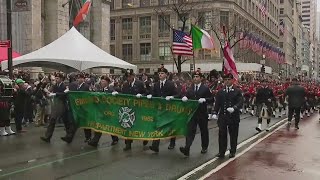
{"left": 223, "top": 41, "right": 238, "bottom": 80}
{"left": 73, "top": 0, "right": 92, "bottom": 27}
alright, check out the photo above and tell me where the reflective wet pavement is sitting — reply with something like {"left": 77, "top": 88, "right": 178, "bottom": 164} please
{"left": 206, "top": 114, "right": 320, "bottom": 180}
{"left": 0, "top": 114, "right": 284, "bottom": 180}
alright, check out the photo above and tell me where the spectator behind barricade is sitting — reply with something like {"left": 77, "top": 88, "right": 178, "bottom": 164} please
{"left": 13, "top": 79, "right": 27, "bottom": 133}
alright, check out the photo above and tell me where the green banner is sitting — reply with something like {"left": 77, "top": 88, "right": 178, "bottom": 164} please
{"left": 67, "top": 92, "right": 199, "bottom": 140}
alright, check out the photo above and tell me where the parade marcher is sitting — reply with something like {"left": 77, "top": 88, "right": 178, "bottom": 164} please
{"left": 88, "top": 75, "right": 119, "bottom": 147}
{"left": 179, "top": 71, "right": 212, "bottom": 156}
{"left": 40, "top": 73, "right": 74, "bottom": 143}
{"left": 255, "top": 80, "right": 274, "bottom": 132}
{"left": 76, "top": 73, "right": 92, "bottom": 142}
{"left": 121, "top": 69, "right": 148, "bottom": 151}
{"left": 13, "top": 79, "right": 27, "bottom": 133}
{"left": 285, "top": 78, "right": 306, "bottom": 130}
{"left": 149, "top": 67, "right": 177, "bottom": 153}
{"left": 212, "top": 74, "right": 243, "bottom": 158}
{"left": 0, "top": 82, "right": 15, "bottom": 136}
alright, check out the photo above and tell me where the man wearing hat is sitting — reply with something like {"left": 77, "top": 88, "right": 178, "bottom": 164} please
{"left": 212, "top": 73, "right": 243, "bottom": 158}
{"left": 88, "top": 75, "right": 119, "bottom": 147}
{"left": 255, "top": 79, "right": 275, "bottom": 132}
{"left": 121, "top": 69, "right": 148, "bottom": 151}
{"left": 40, "top": 73, "right": 74, "bottom": 143}
{"left": 179, "top": 71, "right": 212, "bottom": 156}
{"left": 13, "top": 79, "right": 27, "bottom": 133}
{"left": 149, "top": 67, "right": 177, "bottom": 153}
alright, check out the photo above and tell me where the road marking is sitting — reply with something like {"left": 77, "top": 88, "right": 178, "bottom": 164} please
{"left": 178, "top": 118, "right": 288, "bottom": 180}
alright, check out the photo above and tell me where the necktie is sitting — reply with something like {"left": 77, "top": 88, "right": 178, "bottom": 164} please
{"left": 160, "top": 82, "right": 164, "bottom": 89}
{"left": 195, "top": 85, "right": 198, "bottom": 93}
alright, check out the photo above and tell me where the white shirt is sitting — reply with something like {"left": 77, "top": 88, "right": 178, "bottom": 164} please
{"left": 194, "top": 83, "right": 201, "bottom": 92}
{"left": 226, "top": 85, "right": 233, "bottom": 92}
{"left": 130, "top": 78, "right": 136, "bottom": 87}
{"left": 160, "top": 79, "right": 167, "bottom": 88}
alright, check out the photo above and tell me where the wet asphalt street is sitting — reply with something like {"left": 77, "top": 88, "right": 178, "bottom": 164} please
{"left": 0, "top": 114, "right": 284, "bottom": 180}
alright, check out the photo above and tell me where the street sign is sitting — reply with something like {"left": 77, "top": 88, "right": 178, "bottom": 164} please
{"left": 12, "top": 0, "right": 31, "bottom": 12}
{"left": 0, "top": 40, "right": 11, "bottom": 48}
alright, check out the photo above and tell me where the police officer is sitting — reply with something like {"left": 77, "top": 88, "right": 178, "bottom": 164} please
{"left": 179, "top": 71, "right": 212, "bottom": 156}
{"left": 255, "top": 79, "right": 274, "bottom": 132}
{"left": 88, "top": 75, "right": 119, "bottom": 147}
{"left": 121, "top": 69, "right": 148, "bottom": 151}
{"left": 149, "top": 67, "right": 177, "bottom": 153}
{"left": 212, "top": 74, "right": 243, "bottom": 158}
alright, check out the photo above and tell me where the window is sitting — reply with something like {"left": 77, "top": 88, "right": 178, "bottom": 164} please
{"left": 158, "top": 15, "right": 170, "bottom": 37}
{"left": 178, "top": 13, "right": 190, "bottom": 32}
{"left": 139, "top": 69, "right": 144, "bottom": 73}
{"left": 122, "top": 44, "right": 132, "bottom": 61}
{"left": 198, "top": 49, "right": 211, "bottom": 60}
{"left": 158, "top": 0, "right": 168, "bottom": 5}
{"left": 280, "top": 8, "right": 284, "bottom": 15}
{"left": 220, "top": 11, "right": 229, "bottom": 28}
{"left": 140, "top": 16, "right": 151, "bottom": 39}
{"left": 140, "top": 0, "right": 150, "bottom": 7}
{"left": 110, "top": 0, "right": 114, "bottom": 10}
{"left": 145, "top": 68, "right": 150, "bottom": 73}
{"left": 110, "top": 19, "right": 115, "bottom": 41}
{"left": 110, "top": 69, "right": 115, "bottom": 74}
{"left": 198, "top": 12, "right": 212, "bottom": 30}
{"left": 140, "top": 43, "right": 151, "bottom": 61}
{"left": 122, "top": 18, "right": 132, "bottom": 40}
{"left": 302, "top": 15, "right": 310, "bottom": 18}
{"left": 110, "top": 45, "right": 115, "bottom": 56}
{"left": 302, "top": 6, "right": 310, "bottom": 8}
{"left": 280, "top": 0, "right": 283, "bottom": 4}
{"left": 122, "top": 0, "right": 133, "bottom": 8}
{"left": 159, "top": 42, "right": 171, "bottom": 60}
{"left": 302, "top": 10, "right": 310, "bottom": 13}
{"left": 279, "top": 42, "right": 283, "bottom": 48}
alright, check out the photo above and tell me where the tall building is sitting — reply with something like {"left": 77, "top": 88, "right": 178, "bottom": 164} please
{"left": 300, "top": 0, "right": 317, "bottom": 39}
{"left": 110, "top": 0, "right": 280, "bottom": 74}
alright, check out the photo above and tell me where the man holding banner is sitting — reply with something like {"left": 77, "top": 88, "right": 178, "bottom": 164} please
{"left": 179, "top": 71, "right": 213, "bottom": 156}
{"left": 121, "top": 69, "right": 148, "bottom": 151}
{"left": 149, "top": 67, "right": 177, "bottom": 153}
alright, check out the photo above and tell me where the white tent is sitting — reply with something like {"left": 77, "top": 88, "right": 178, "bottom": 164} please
{"left": 1, "top": 27, "right": 136, "bottom": 72}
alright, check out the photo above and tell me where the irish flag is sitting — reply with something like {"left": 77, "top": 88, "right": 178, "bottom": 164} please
{"left": 73, "top": 0, "right": 92, "bottom": 27}
{"left": 191, "top": 25, "right": 215, "bottom": 49}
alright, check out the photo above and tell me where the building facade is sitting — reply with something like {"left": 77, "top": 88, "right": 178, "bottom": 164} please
{"left": 110, "top": 0, "right": 280, "bottom": 74}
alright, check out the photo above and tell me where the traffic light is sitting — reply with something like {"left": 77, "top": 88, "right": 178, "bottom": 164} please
{"left": 190, "top": 64, "right": 194, "bottom": 71}
{"left": 261, "top": 65, "right": 265, "bottom": 73}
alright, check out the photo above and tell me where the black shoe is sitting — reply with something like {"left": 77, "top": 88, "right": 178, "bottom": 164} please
{"left": 255, "top": 127, "right": 262, "bottom": 132}
{"left": 201, "top": 148, "right": 208, "bottom": 154}
{"left": 84, "top": 138, "right": 91, "bottom": 143}
{"left": 295, "top": 125, "right": 299, "bottom": 129}
{"left": 111, "top": 140, "right": 118, "bottom": 146}
{"left": 123, "top": 145, "right": 131, "bottom": 151}
{"left": 61, "top": 137, "right": 72, "bottom": 144}
{"left": 217, "top": 153, "right": 225, "bottom": 158}
{"left": 229, "top": 153, "right": 235, "bottom": 158}
{"left": 149, "top": 146, "right": 159, "bottom": 153}
{"left": 88, "top": 141, "right": 98, "bottom": 148}
{"left": 168, "top": 143, "right": 175, "bottom": 150}
{"left": 143, "top": 141, "right": 148, "bottom": 146}
{"left": 179, "top": 147, "right": 190, "bottom": 157}
{"left": 40, "top": 136, "right": 50, "bottom": 143}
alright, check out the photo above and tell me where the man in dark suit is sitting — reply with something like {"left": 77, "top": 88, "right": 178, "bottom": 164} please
{"left": 121, "top": 69, "right": 148, "bottom": 151}
{"left": 76, "top": 73, "right": 92, "bottom": 142}
{"left": 149, "top": 67, "right": 177, "bottom": 153}
{"left": 179, "top": 71, "right": 213, "bottom": 156}
{"left": 212, "top": 73, "right": 243, "bottom": 158}
{"left": 88, "top": 75, "right": 119, "bottom": 147}
{"left": 285, "top": 78, "right": 306, "bottom": 129}
{"left": 255, "top": 79, "right": 274, "bottom": 132}
{"left": 40, "top": 73, "right": 74, "bottom": 143}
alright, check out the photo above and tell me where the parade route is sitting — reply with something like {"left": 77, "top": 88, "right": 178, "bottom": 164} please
{"left": 0, "top": 114, "right": 285, "bottom": 180}
{"left": 200, "top": 114, "right": 320, "bottom": 180}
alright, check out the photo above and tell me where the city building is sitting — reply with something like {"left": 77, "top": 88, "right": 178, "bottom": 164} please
{"left": 110, "top": 0, "right": 280, "bottom": 74}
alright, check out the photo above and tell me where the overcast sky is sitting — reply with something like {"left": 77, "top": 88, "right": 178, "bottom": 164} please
{"left": 318, "top": 0, "right": 320, "bottom": 11}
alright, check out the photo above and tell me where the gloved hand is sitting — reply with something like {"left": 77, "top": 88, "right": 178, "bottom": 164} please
{"left": 165, "top": 96, "right": 174, "bottom": 101}
{"left": 198, "top": 98, "right": 206, "bottom": 103}
{"left": 49, "top": 93, "right": 56, "bottom": 97}
{"left": 136, "top": 93, "right": 142, "bottom": 98}
{"left": 268, "top": 98, "right": 272, "bottom": 102}
{"left": 212, "top": 114, "right": 218, "bottom": 120}
{"left": 64, "top": 89, "right": 70, "bottom": 93}
{"left": 147, "top": 94, "right": 152, "bottom": 99}
{"left": 112, "top": 91, "right": 118, "bottom": 96}
{"left": 182, "top": 96, "right": 188, "bottom": 102}
{"left": 227, "top": 107, "right": 235, "bottom": 113}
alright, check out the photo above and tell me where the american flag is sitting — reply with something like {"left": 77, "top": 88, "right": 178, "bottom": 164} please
{"left": 279, "top": 19, "right": 285, "bottom": 34}
{"left": 259, "top": 0, "right": 267, "bottom": 17}
{"left": 172, "top": 29, "right": 193, "bottom": 56}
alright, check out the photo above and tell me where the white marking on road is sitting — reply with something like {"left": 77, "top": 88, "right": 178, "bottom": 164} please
{"left": 27, "top": 159, "right": 37, "bottom": 163}
{"left": 178, "top": 118, "right": 288, "bottom": 180}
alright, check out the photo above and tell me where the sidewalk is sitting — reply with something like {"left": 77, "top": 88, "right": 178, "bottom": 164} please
{"left": 204, "top": 114, "right": 320, "bottom": 180}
